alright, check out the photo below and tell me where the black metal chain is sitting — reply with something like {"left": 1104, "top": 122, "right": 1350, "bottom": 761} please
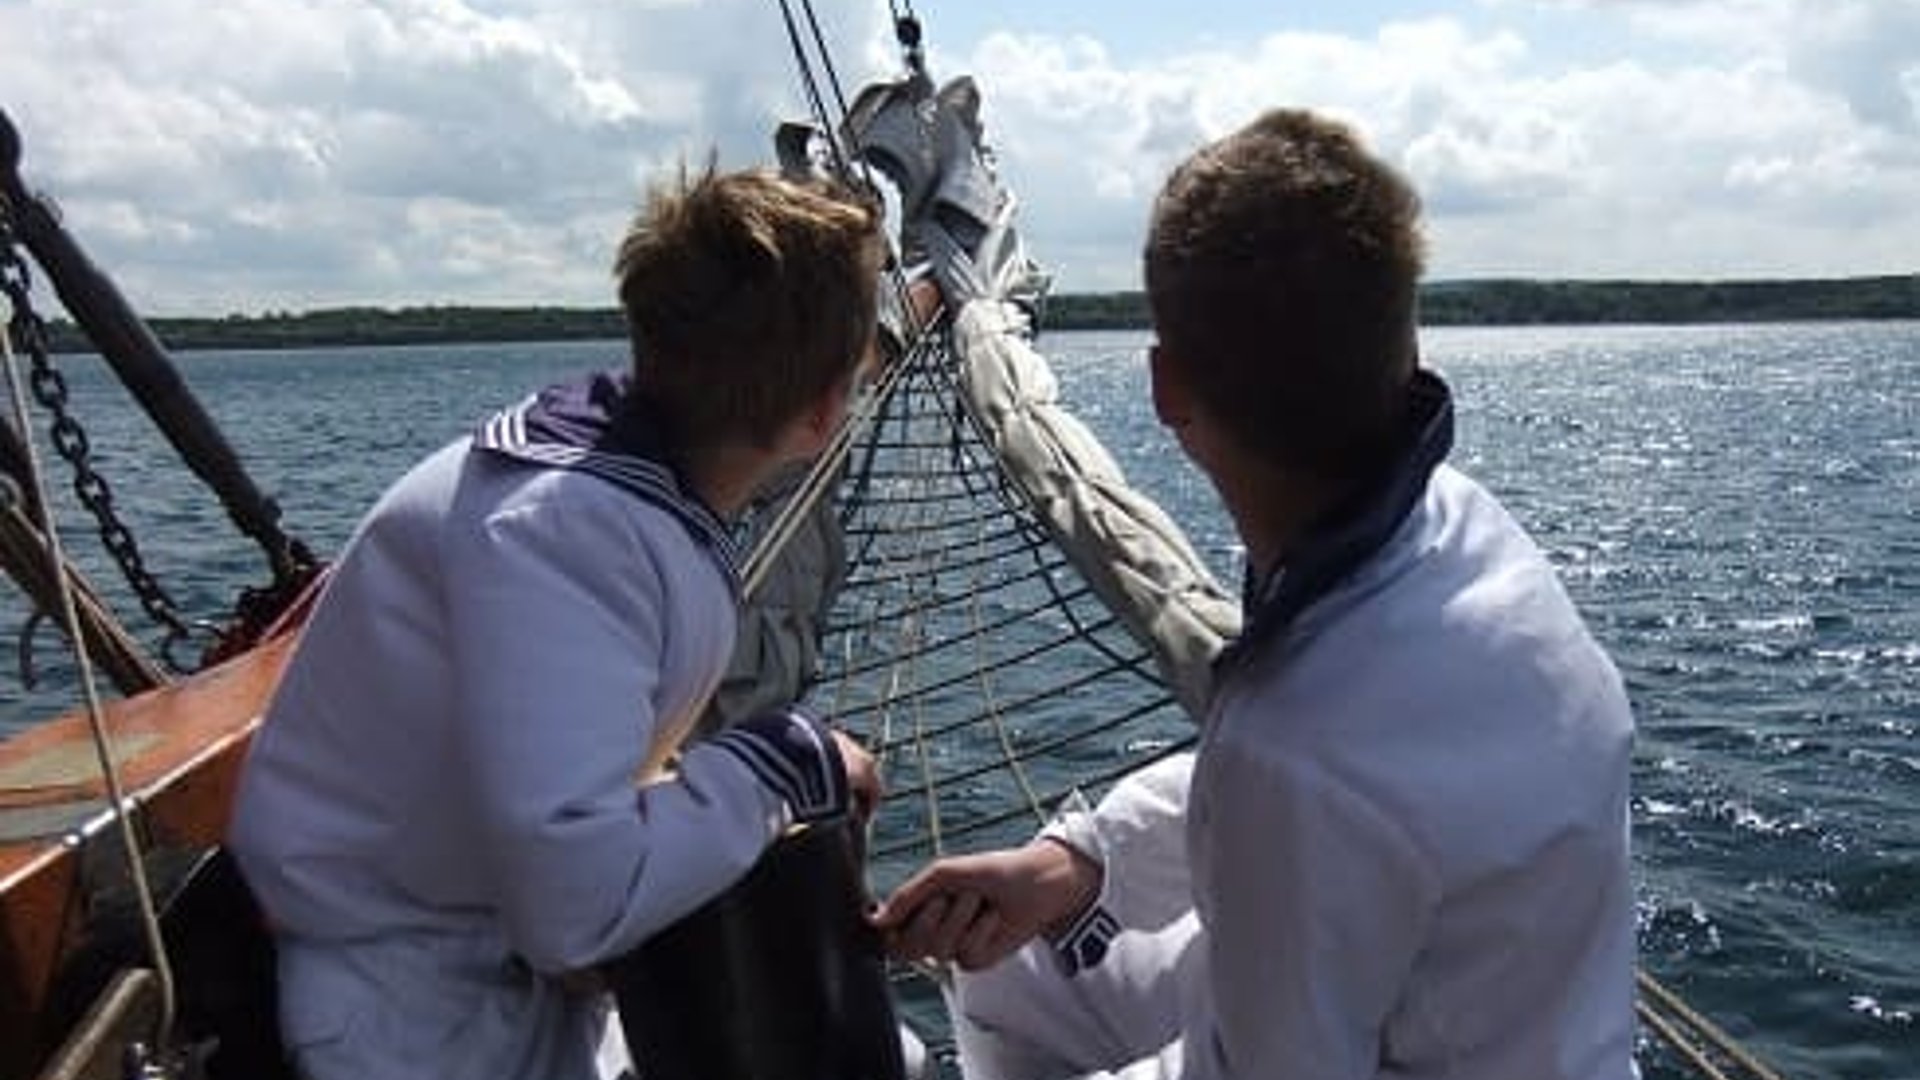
{"left": 0, "top": 214, "right": 201, "bottom": 668}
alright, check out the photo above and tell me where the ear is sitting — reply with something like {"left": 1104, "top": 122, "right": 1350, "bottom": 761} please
{"left": 1148, "top": 344, "right": 1190, "bottom": 429}
{"left": 790, "top": 376, "right": 852, "bottom": 457}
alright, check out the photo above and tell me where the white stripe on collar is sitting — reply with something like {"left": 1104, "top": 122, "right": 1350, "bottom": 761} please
{"left": 473, "top": 396, "right": 746, "bottom": 585}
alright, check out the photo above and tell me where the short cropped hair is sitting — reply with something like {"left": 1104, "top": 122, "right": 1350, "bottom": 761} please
{"left": 616, "top": 165, "right": 884, "bottom": 449}
{"left": 1145, "top": 110, "right": 1425, "bottom": 477}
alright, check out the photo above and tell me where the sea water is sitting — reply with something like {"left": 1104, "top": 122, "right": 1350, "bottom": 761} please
{"left": 1, "top": 322, "right": 1914, "bottom": 1079}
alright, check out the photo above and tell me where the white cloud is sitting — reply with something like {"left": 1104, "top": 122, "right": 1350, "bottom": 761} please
{"left": 1565, "top": 0, "right": 1920, "bottom": 135}
{"left": 948, "top": 4, "right": 1920, "bottom": 286}
{"left": 1, "top": 0, "right": 893, "bottom": 312}
{"left": 0, "top": 0, "right": 1914, "bottom": 310}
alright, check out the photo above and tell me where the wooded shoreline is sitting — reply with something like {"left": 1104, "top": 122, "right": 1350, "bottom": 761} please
{"left": 44, "top": 274, "right": 1920, "bottom": 352}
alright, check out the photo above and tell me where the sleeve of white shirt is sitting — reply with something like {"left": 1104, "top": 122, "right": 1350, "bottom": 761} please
{"left": 442, "top": 480, "right": 794, "bottom": 975}
{"left": 1076, "top": 742, "right": 1441, "bottom": 1080}
{"left": 1042, "top": 751, "right": 1195, "bottom": 973}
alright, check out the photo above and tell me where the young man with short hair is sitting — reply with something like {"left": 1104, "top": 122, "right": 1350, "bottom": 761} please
{"left": 231, "top": 165, "right": 884, "bottom": 1080}
{"left": 876, "top": 106, "right": 1638, "bottom": 1080}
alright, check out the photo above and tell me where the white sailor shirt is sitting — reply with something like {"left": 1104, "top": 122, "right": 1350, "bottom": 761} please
{"left": 229, "top": 375, "right": 846, "bottom": 1080}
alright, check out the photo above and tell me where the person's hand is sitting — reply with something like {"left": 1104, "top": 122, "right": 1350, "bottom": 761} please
{"left": 830, "top": 728, "right": 882, "bottom": 825}
{"left": 869, "top": 838, "right": 1102, "bottom": 971}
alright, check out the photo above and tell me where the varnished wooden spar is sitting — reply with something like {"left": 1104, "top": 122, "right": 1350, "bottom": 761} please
{"left": 606, "top": 816, "right": 909, "bottom": 1080}
{"left": 0, "top": 631, "right": 296, "bottom": 1080}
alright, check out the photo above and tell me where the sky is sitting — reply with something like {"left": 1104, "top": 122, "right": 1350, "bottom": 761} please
{"left": 1, "top": 0, "right": 1916, "bottom": 314}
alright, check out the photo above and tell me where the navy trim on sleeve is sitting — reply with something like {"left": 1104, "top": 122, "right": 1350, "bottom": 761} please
{"left": 709, "top": 710, "right": 850, "bottom": 825}
{"left": 1052, "top": 902, "right": 1121, "bottom": 976}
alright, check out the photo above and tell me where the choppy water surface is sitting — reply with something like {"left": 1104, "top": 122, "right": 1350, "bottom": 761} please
{"left": 2, "top": 323, "right": 1914, "bottom": 1078}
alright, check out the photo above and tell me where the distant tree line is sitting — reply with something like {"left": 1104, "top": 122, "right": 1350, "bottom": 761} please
{"left": 1416, "top": 275, "right": 1920, "bottom": 326}
{"left": 39, "top": 275, "right": 1919, "bottom": 352}
{"left": 1042, "top": 275, "right": 1920, "bottom": 330}
{"left": 45, "top": 305, "right": 628, "bottom": 352}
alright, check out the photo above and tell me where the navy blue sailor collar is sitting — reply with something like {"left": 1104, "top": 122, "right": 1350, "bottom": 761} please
{"left": 1215, "top": 368, "right": 1455, "bottom": 675}
{"left": 471, "top": 370, "right": 745, "bottom": 589}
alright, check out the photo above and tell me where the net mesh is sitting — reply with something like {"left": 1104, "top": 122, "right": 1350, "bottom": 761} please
{"left": 800, "top": 328, "right": 1194, "bottom": 878}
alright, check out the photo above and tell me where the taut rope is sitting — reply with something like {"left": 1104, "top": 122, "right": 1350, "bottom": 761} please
{"left": 0, "top": 302, "right": 179, "bottom": 1069}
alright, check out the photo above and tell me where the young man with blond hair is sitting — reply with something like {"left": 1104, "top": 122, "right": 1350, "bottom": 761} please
{"left": 231, "top": 166, "right": 884, "bottom": 1080}
{"left": 877, "top": 106, "right": 1638, "bottom": 1080}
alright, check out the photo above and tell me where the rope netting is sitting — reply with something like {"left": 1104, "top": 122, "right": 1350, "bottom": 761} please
{"left": 805, "top": 331, "right": 1193, "bottom": 875}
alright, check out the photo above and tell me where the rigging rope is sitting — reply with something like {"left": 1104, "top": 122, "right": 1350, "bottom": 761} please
{"left": 0, "top": 303, "right": 179, "bottom": 1069}
{"left": 770, "top": 0, "right": 933, "bottom": 376}
{"left": 1636, "top": 969, "right": 1792, "bottom": 1080}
